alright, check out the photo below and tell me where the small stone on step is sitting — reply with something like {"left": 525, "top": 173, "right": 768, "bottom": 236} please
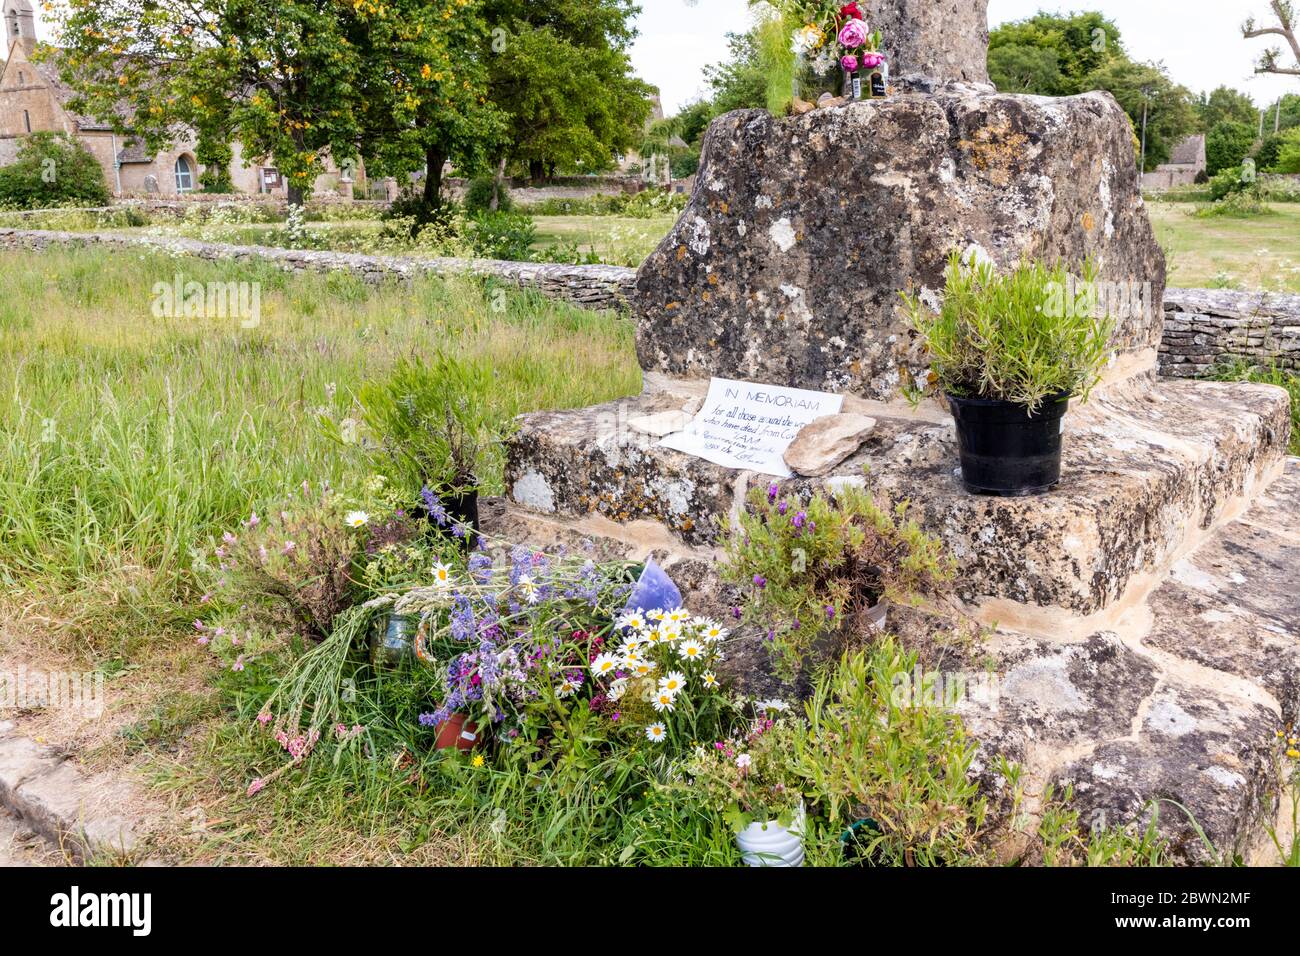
{"left": 783, "top": 414, "right": 877, "bottom": 477}
{"left": 628, "top": 410, "right": 695, "bottom": 438}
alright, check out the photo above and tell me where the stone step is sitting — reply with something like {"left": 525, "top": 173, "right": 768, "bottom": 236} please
{"left": 954, "top": 458, "right": 1300, "bottom": 863}
{"left": 0, "top": 720, "right": 141, "bottom": 863}
{"left": 506, "top": 373, "right": 1290, "bottom": 618}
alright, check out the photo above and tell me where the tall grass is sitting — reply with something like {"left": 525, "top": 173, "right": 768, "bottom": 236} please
{"left": 0, "top": 246, "right": 639, "bottom": 627}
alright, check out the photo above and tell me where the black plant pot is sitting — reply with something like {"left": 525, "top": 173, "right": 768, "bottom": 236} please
{"left": 947, "top": 393, "right": 1070, "bottom": 497}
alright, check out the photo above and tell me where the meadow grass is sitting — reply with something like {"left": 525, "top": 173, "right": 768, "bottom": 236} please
{"left": 529, "top": 214, "right": 676, "bottom": 266}
{"left": 0, "top": 246, "right": 640, "bottom": 657}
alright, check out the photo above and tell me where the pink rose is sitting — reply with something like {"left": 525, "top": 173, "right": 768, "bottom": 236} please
{"left": 841, "top": 55, "right": 859, "bottom": 71}
{"left": 838, "top": 18, "right": 868, "bottom": 49}
{"left": 861, "top": 52, "right": 885, "bottom": 69}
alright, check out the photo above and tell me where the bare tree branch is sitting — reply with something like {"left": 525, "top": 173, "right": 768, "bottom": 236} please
{"left": 1243, "top": 1, "right": 1300, "bottom": 76}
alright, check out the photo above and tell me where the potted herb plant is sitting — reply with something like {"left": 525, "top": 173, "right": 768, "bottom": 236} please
{"left": 901, "top": 252, "right": 1113, "bottom": 496}
{"left": 356, "top": 351, "right": 504, "bottom": 546}
{"left": 684, "top": 714, "right": 807, "bottom": 867}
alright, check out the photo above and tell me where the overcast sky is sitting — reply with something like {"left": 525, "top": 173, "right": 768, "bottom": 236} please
{"left": 632, "top": 0, "right": 1300, "bottom": 115}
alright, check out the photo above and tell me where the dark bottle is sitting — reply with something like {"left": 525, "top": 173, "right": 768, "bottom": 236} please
{"left": 870, "top": 68, "right": 887, "bottom": 98}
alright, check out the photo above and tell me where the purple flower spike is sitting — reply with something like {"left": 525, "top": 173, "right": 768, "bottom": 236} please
{"left": 753, "top": 574, "right": 767, "bottom": 589}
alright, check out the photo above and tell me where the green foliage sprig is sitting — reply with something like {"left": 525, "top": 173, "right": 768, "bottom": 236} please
{"left": 354, "top": 351, "right": 505, "bottom": 499}
{"left": 797, "top": 639, "right": 995, "bottom": 865}
{"left": 900, "top": 251, "right": 1115, "bottom": 413}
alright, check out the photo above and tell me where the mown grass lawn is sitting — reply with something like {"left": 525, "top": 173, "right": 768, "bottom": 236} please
{"left": 1147, "top": 201, "right": 1300, "bottom": 292}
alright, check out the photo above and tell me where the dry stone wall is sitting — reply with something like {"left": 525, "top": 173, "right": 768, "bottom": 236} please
{"left": 0, "top": 227, "right": 636, "bottom": 312}
{"left": 1160, "top": 288, "right": 1300, "bottom": 377}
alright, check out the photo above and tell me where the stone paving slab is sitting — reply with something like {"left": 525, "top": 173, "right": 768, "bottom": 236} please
{"left": 0, "top": 719, "right": 140, "bottom": 863}
{"left": 955, "top": 461, "right": 1300, "bottom": 863}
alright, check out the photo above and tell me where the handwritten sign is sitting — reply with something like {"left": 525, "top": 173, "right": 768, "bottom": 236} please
{"left": 658, "top": 377, "right": 843, "bottom": 478}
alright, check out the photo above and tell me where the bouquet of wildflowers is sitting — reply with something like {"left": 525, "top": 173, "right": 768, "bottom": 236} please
{"left": 756, "top": 1, "right": 884, "bottom": 77}
{"left": 408, "top": 542, "right": 639, "bottom": 736}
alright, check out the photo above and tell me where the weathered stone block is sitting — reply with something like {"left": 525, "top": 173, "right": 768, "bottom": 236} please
{"left": 507, "top": 375, "right": 1289, "bottom": 615}
{"left": 635, "top": 90, "right": 1165, "bottom": 399}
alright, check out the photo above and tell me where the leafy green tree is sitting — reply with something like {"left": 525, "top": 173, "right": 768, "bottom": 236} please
{"left": 676, "top": 99, "right": 718, "bottom": 147}
{"left": 50, "top": 0, "right": 365, "bottom": 207}
{"left": 989, "top": 11, "right": 1124, "bottom": 94}
{"left": 480, "top": 0, "right": 654, "bottom": 182}
{"left": 703, "top": 30, "right": 770, "bottom": 114}
{"left": 1085, "top": 59, "right": 1198, "bottom": 169}
{"left": 1206, "top": 120, "right": 1258, "bottom": 175}
{"left": 988, "top": 43, "right": 1064, "bottom": 94}
{"left": 196, "top": 121, "right": 236, "bottom": 193}
{"left": 1198, "top": 87, "right": 1259, "bottom": 130}
{"left": 0, "top": 131, "right": 110, "bottom": 207}
{"left": 1255, "top": 130, "right": 1288, "bottom": 169}
{"left": 349, "top": 0, "right": 505, "bottom": 216}
{"left": 1276, "top": 128, "right": 1300, "bottom": 172}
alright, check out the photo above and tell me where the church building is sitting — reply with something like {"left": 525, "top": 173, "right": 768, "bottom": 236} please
{"left": 0, "top": 0, "right": 358, "bottom": 199}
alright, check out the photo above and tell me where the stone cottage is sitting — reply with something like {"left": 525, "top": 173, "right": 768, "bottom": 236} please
{"left": 1140, "top": 132, "right": 1207, "bottom": 191}
{"left": 0, "top": 0, "right": 358, "bottom": 199}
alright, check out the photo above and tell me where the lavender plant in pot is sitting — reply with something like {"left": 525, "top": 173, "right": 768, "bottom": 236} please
{"left": 901, "top": 252, "right": 1114, "bottom": 496}
{"left": 357, "top": 351, "right": 503, "bottom": 547}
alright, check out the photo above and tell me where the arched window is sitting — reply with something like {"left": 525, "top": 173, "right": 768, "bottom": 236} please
{"left": 174, "top": 155, "right": 194, "bottom": 193}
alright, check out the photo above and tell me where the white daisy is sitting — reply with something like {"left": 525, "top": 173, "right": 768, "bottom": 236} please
{"left": 617, "top": 610, "right": 646, "bottom": 631}
{"left": 701, "top": 621, "right": 728, "bottom": 643}
{"left": 643, "top": 627, "right": 665, "bottom": 645}
{"left": 666, "top": 607, "right": 691, "bottom": 624}
{"left": 431, "top": 562, "right": 453, "bottom": 588}
{"left": 344, "top": 510, "right": 370, "bottom": 529}
{"left": 621, "top": 635, "right": 644, "bottom": 654}
{"left": 658, "top": 671, "right": 686, "bottom": 696}
{"left": 660, "top": 624, "right": 682, "bottom": 644}
{"left": 631, "top": 660, "right": 657, "bottom": 679}
{"left": 647, "top": 608, "right": 667, "bottom": 622}
{"left": 679, "top": 639, "right": 705, "bottom": 661}
{"left": 590, "top": 653, "right": 620, "bottom": 677}
{"left": 518, "top": 573, "right": 539, "bottom": 604}
{"left": 755, "top": 698, "right": 790, "bottom": 714}
{"left": 702, "top": 671, "right": 719, "bottom": 690}
{"left": 556, "top": 676, "right": 581, "bottom": 698}
{"left": 620, "top": 648, "right": 641, "bottom": 666}
{"left": 651, "top": 691, "right": 677, "bottom": 713}
{"left": 645, "top": 723, "right": 667, "bottom": 743}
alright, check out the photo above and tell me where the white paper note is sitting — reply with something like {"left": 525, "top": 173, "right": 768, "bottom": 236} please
{"left": 658, "top": 377, "right": 844, "bottom": 478}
